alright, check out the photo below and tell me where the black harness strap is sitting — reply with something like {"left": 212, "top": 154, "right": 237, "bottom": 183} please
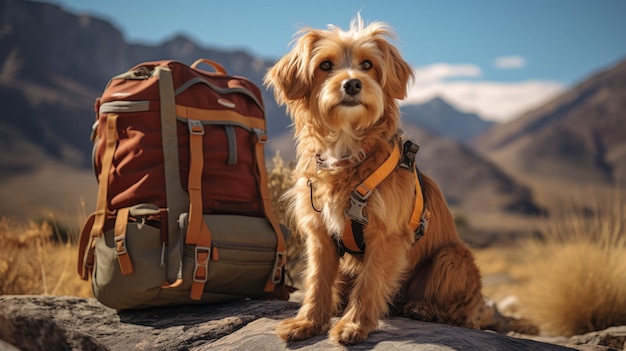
{"left": 336, "top": 221, "right": 367, "bottom": 257}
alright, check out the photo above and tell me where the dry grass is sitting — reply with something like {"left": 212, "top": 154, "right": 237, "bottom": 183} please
{"left": 512, "top": 192, "right": 626, "bottom": 336}
{"left": 475, "top": 191, "right": 626, "bottom": 336}
{"left": 0, "top": 217, "right": 92, "bottom": 297}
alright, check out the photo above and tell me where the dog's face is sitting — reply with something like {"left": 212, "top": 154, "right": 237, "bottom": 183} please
{"left": 265, "top": 17, "right": 413, "bottom": 136}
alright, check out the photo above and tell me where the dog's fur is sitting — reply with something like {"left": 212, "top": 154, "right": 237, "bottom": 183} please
{"left": 264, "top": 16, "right": 483, "bottom": 345}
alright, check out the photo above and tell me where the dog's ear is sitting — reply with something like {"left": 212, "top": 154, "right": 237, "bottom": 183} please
{"left": 378, "top": 40, "right": 414, "bottom": 100}
{"left": 264, "top": 29, "right": 320, "bottom": 105}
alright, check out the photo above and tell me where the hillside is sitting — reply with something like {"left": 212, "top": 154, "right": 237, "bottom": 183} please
{"left": 472, "top": 58, "right": 626, "bottom": 203}
{"left": 0, "top": 0, "right": 290, "bottom": 173}
{"left": 401, "top": 97, "right": 495, "bottom": 142}
{"left": 401, "top": 125, "right": 543, "bottom": 234}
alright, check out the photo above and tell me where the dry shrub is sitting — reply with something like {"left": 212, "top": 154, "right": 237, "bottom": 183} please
{"left": 0, "top": 217, "right": 92, "bottom": 297}
{"left": 267, "top": 151, "right": 306, "bottom": 288}
{"left": 516, "top": 192, "right": 626, "bottom": 336}
{"left": 267, "top": 150, "right": 294, "bottom": 225}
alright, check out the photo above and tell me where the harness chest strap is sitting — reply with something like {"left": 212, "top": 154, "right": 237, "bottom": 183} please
{"left": 345, "top": 141, "right": 402, "bottom": 225}
{"left": 339, "top": 141, "right": 430, "bottom": 255}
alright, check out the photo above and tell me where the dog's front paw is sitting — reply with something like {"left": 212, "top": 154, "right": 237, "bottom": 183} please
{"left": 275, "top": 317, "right": 326, "bottom": 341}
{"left": 328, "top": 319, "right": 369, "bottom": 345}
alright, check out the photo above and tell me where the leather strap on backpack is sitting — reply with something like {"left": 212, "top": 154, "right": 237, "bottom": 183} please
{"left": 190, "top": 58, "right": 227, "bottom": 75}
{"left": 175, "top": 105, "right": 266, "bottom": 130}
{"left": 77, "top": 113, "right": 119, "bottom": 280}
{"left": 156, "top": 65, "right": 188, "bottom": 289}
{"left": 77, "top": 213, "right": 95, "bottom": 280}
{"left": 90, "top": 113, "right": 119, "bottom": 239}
{"left": 114, "top": 206, "right": 134, "bottom": 275}
{"left": 184, "top": 119, "right": 213, "bottom": 300}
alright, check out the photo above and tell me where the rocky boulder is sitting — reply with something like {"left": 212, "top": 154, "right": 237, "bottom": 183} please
{"left": 0, "top": 295, "right": 621, "bottom": 350}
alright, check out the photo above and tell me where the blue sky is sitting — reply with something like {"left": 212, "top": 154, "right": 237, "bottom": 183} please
{"left": 40, "top": 0, "right": 626, "bottom": 122}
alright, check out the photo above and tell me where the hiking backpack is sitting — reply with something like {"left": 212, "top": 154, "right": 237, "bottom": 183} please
{"left": 77, "top": 58, "right": 288, "bottom": 309}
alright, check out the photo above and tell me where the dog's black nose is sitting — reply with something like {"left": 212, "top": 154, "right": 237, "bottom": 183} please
{"left": 343, "top": 79, "right": 362, "bottom": 96}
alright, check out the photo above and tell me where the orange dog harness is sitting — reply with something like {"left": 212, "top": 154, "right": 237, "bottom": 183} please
{"left": 312, "top": 137, "right": 431, "bottom": 257}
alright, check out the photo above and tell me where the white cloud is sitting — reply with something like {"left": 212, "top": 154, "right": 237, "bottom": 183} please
{"left": 494, "top": 55, "right": 526, "bottom": 69}
{"left": 413, "top": 63, "right": 482, "bottom": 83}
{"left": 403, "top": 63, "right": 565, "bottom": 122}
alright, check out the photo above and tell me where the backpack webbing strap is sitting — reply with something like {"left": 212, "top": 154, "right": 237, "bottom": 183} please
{"left": 90, "top": 113, "right": 119, "bottom": 239}
{"left": 185, "top": 119, "right": 213, "bottom": 300}
{"left": 78, "top": 114, "right": 119, "bottom": 280}
{"left": 114, "top": 206, "right": 133, "bottom": 275}
{"left": 156, "top": 66, "right": 188, "bottom": 289}
{"left": 175, "top": 105, "right": 266, "bottom": 130}
{"left": 77, "top": 213, "right": 95, "bottom": 280}
{"left": 253, "top": 131, "right": 287, "bottom": 292}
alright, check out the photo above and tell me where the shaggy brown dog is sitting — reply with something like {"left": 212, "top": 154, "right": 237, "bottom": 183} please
{"left": 264, "top": 16, "right": 483, "bottom": 345}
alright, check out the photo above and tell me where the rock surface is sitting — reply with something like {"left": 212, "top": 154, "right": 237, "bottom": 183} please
{"left": 0, "top": 295, "right": 621, "bottom": 351}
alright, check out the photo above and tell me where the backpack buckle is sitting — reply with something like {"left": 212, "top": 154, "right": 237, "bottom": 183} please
{"left": 188, "top": 119, "right": 205, "bottom": 135}
{"left": 271, "top": 252, "right": 285, "bottom": 284}
{"left": 192, "top": 246, "right": 211, "bottom": 283}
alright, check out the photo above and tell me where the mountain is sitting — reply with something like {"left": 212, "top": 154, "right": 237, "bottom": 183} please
{"left": 0, "top": 0, "right": 290, "bottom": 175}
{"left": 472, "top": 58, "right": 626, "bottom": 198}
{"left": 0, "top": 0, "right": 545, "bottom": 233}
{"left": 403, "top": 125, "right": 543, "bottom": 215}
{"left": 401, "top": 97, "right": 495, "bottom": 142}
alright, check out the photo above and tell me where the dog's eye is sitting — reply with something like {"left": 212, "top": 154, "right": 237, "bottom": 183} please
{"left": 319, "top": 61, "right": 333, "bottom": 71}
{"left": 361, "top": 60, "right": 373, "bottom": 70}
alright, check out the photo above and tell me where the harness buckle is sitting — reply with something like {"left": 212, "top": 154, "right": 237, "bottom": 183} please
{"left": 399, "top": 139, "right": 419, "bottom": 170}
{"left": 413, "top": 210, "right": 430, "bottom": 244}
{"left": 345, "top": 191, "right": 369, "bottom": 224}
